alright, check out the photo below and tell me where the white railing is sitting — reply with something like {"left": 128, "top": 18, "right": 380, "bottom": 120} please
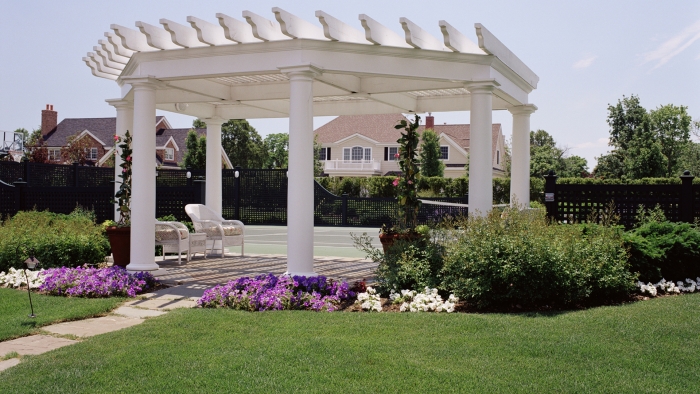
{"left": 324, "top": 159, "right": 381, "bottom": 172}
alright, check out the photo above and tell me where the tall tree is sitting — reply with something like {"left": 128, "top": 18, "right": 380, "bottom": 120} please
{"left": 649, "top": 104, "right": 692, "bottom": 176}
{"left": 192, "top": 119, "right": 207, "bottom": 129}
{"left": 419, "top": 129, "right": 445, "bottom": 177}
{"left": 313, "top": 135, "right": 324, "bottom": 176}
{"left": 607, "top": 95, "right": 649, "bottom": 151}
{"left": 263, "top": 133, "right": 289, "bottom": 169}
{"left": 529, "top": 130, "right": 588, "bottom": 178}
{"left": 220, "top": 120, "right": 266, "bottom": 168}
{"left": 181, "top": 129, "right": 206, "bottom": 169}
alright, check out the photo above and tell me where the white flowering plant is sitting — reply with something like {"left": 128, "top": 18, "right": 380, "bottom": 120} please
{"left": 356, "top": 286, "right": 382, "bottom": 312}
{"left": 0, "top": 268, "right": 45, "bottom": 289}
{"left": 637, "top": 278, "right": 698, "bottom": 297}
{"left": 389, "top": 287, "right": 458, "bottom": 313}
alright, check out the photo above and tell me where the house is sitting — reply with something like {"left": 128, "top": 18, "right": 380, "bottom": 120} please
{"left": 314, "top": 113, "right": 506, "bottom": 178}
{"left": 38, "top": 105, "right": 232, "bottom": 168}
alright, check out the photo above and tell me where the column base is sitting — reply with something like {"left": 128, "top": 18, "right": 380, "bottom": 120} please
{"left": 283, "top": 271, "right": 319, "bottom": 278}
{"left": 125, "top": 261, "right": 161, "bottom": 272}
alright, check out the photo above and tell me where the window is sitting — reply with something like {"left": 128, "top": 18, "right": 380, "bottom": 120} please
{"left": 48, "top": 148, "right": 60, "bottom": 161}
{"left": 497, "top": 150, "right": 500, "bottom": 164}
{"left": 165, "top": 148, "right": 174, "bottom": 161}
{"left": 318, "top": 147, "right": 330, "bottom": 161}
{"left": 343, "top": 146, "right": 372, "bottom": 162}
{"left": 440, "top": 146, "right": 449, "bottom": 160}
{"left": 89, "top": 148, "right": 98, "bottom": 160}
{"left": 389, "top": 147, "right": 398, "bottom": 161}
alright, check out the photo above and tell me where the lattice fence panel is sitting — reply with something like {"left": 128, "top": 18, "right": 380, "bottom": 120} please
{"left": 314, "top": 181, "right": 343, "bottom": 226}
{"left": 345, "top": 198, "right": 396, "bottom": 227}
{"left": 0, "top": 182, "right": 18, "bottom": 218}
{"left": 28, "top": 163, "right": 74, "bottom": 187}
{"left": 221, "top": 170, "right": 237, "bottom": 219}
{"left": 556, "top": 184, "right": 683, "bottom": 228}
{"left": 22, "top": 187, "right": 113, "bottom": 223}
{"left": 156, "top": 187, "right": 199, "bottom": 222}
{"left": 77, "top": 166, "right": 114, "bottom": 187}
{"left": 156, "top": 169, "right": 204, "bottom": 187}
{"left": 417, "top": 197, "right": 469, "bottom": 224}
{"left": 0, "top": 161, "right": 23, "bottom": 184}
{"left": 237, "top": 169, "right": 288, "bottom": 224}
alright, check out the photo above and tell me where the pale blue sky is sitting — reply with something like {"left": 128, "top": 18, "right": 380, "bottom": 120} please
{"left": 2, "top": 1, "right": 699, "bottom": 169}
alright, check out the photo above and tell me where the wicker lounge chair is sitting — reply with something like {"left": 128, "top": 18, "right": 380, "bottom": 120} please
{"left": 184, "top": 204, "right": 244, "bottom": 257}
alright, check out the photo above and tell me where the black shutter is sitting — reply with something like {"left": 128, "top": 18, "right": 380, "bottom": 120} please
{"left": 384, "top": 147, "right": 388, "bottom": 161}
{"left": 327, "top": 147, "right": 331, "bottom": 161}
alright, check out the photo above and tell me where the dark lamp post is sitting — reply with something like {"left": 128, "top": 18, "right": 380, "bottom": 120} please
{"left": 23, "top": 251, "right": 39, "bottom": 318}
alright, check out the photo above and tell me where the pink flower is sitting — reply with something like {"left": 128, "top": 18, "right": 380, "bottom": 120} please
{"left": 114, "top": 135, "right": 119, "bottom": 141}
{"left": 394, "top": 153, "right": 400, "bottom": 158}
{"left": 408, "top": 180, "right": 413, "bottom": 184}
{"left": 122, "top": 168, "right": 127, "bottom": 173}
{"left": 392, "top": 178, "right": 399, "bottom": 187}
{"left": 126, "top": 156, "right": 131, "bottom": 162}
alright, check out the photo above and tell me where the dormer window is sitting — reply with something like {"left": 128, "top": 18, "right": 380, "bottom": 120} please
{"left": 165, "top": 147, "right": 174, "bottom": 161}
{"left": 440, "top": 146, "right": 449, "bottom": 160}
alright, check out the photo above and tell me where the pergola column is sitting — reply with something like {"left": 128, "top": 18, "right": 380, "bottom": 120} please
{"left": 509, "top": 104, "right": 537, "bottom": 208}
{"left": 124, "top": 77, "right": 160, "bottom": 272}
{"left": 202, "top": 117, "right": 225, "bottom": 215}
{"left": 281, "top": 66, "right": 321, "bottom": 277}
{"left": 467, "top": 81, "right": 498, "bottom": 216}
{"left": 107, "top": 99, "right": 133, "bottom": 222}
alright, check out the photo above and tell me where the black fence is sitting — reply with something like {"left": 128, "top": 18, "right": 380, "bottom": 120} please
{"left": 544, "top": 171, "right": 699, "bottom": 228}
{"left": 0, "top": 162, "right": 468, "bottom": 226}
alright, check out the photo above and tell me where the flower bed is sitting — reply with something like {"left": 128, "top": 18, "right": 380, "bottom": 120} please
{"left": 39, "top": 267, "right": 157, "bottom": 297}
{"left": 0, "top": 267, "right": 44, "bottom": 289}
{"left": 637, "top": 278, "right": 699, "bottom": 297}
{"left": 197, "top": 274, "right": 354, "bottom": 312}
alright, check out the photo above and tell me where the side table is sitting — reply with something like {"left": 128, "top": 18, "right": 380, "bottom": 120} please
{"left": 189, "top": 233, "right": 207, "bottom": 260}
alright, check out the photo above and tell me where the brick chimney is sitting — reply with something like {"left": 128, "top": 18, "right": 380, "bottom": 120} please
{"left": 41, "top": 104, "right": 57, "bottom": 138}
{"left": 425, "top": 112, "right": 434, "bottom": 129}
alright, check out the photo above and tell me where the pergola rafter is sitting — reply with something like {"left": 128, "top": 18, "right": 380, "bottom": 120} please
{"left": 85, "top": 7, "right": 539, "bottom": 274}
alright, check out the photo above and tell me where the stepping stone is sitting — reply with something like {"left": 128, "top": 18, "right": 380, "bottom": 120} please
{"left": 0, "top": 335, "right": 77, "bottom": 356}
{"left": 143, "top": 284, "right": 212, "bottom": 300}
{"left": 43, "top": 316, "right": 143, "bottom": 338}
{"left": 123, "top": 298, "right": 197, "bottom": 310}
{"left": 112, "top": 306, "right": 166, "bottom": 319}
{"left": 0, "top": 358, "right": 20, "bottom": 372}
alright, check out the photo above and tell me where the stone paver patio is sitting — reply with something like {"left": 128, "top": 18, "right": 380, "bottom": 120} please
{"left": 153, "top": 252, "right": 378, "bottom": 286}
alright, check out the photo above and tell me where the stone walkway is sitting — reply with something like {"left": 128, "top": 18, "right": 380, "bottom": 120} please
{"left": 0, "top": 253, "right": 377, "bottom": 373}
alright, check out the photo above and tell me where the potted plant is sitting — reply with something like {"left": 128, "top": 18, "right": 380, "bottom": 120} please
{"left": 379, "top": 115, "right": 423, "bottom": 252}
{"left": 105, "top": 130, "right": 132, "bottom": 267}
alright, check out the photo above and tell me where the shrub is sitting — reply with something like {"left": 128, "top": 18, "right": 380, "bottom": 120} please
{"left": 440, "top": 209, "right": 636, "bottom": 309}
{"left": 353, "top": 233, "right": 445, "bottom": 293}
{"left": 624, "top": 221, "right": 700, "bottom": 282}
{"left": 0, "top": 209, "right": 109, "bottom": 272}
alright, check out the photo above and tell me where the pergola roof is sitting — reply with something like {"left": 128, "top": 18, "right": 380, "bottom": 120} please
{"left": 85, "top": 7, "right": 538, "bottom": 119}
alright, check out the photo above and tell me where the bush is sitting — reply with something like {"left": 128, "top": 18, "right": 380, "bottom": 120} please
{"left": 353, "top": 233, "right": 445, "bottom": 293}
{"left": 624, "top": 221, "right": 700, "bottom": 282}
{"left": 0, "top": 209, "right": 109, "bottom": 272}
{"left": 440, "top": 209, "right": 636, "bottom": 309}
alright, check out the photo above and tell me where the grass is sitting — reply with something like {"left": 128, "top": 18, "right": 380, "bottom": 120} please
{"left": 0, "top": 288, "right": 125, "bottom": 342}
{"left": 0, "top": 294, "right": 698, "bottom": 393}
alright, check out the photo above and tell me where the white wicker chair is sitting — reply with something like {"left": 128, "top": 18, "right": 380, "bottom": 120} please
{"left": 185, "top": 204, "right": 244, "bottom": 257}
{"left": 154, "top": 220, "right": 193, "bottom": 264}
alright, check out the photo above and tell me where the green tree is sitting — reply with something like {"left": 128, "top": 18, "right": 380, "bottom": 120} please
{"left": 593, "top": 152, "right": 624, "bottom": 179}
{"left": 313, "top": 135, "right": 324, "bottom": 176}
{"left": 649, "top": 104, "right": 692, "bottom": 176}
{"left": 560, "top": 155, "right": 589, "bottom": 178}
{"left": 192, "top": 119, "right": 207, "bottom": 129}
{"left": 263, "top": 133, "right": 289, "bottom": 169}
{"left": 181, "top": 129, "right": 206, "bottom": 169}
{"left": 419, "top": 129, "right": 445, "bottom": 177}
{"left": 221, "top": 120, "right": 266, "bottom": 168}
{"left": 607, "top": 95, "right": 648, "bottom": 152}
{"left": 529, "top": 130, "right": 588, "bottom": 178}
{"left": 678, "top": 120, "right": 700, "bottom": 176}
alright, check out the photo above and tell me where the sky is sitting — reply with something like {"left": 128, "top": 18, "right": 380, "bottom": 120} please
{"left": 1, "top": 1, "right": 699, "bottom": 170}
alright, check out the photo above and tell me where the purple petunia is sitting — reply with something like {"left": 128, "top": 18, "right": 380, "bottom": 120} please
{"left": 39, "top": 266, "right": 158, "bottom": 298}
{"left": 197, "top": 274, "right": 354, "bottom": 312}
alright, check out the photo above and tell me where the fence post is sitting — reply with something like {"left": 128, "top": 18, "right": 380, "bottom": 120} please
{"left": 193, "top": 178, "right": 206, "bottom": 205}
{"left": 234, "top": 166, "right": 242, "bottom": 220}
{"left": 72, "top": 162, "right": 79, "bottom": 187}
{"left": 341, "top": 193, "right": 348, "bottom": 226}
{"left": 13, "top": 178, "right": 27, "bottom": 213}
{"left": 543, "top": 170, "right": 558, "bottom": 221}
{"left": 22, "top": 158, "right": 30, "bottom": 185}
{"left": 680, "top": 170, "right": 694, "bottom": 223}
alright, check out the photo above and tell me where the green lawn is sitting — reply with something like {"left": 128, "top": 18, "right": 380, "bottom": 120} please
{"left": 1, "top": 293, "right": 698, "bottom": 393}
{"left": 0, "top": 288, "right": 125, "bottom": 342}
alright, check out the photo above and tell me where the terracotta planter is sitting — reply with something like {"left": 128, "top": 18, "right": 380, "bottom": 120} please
{"left": 105, "top": 226, "right": 130, "bottom": 268}
{"left": 379, "top": 233, "right": 424, "bottom": 254}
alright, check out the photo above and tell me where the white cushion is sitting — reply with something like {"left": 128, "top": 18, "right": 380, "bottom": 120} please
{"left": 155, "top": 228, "right": 189, "bottom": 241}
{"left": 201, "top": 226, "right": 242, "bottom": 237}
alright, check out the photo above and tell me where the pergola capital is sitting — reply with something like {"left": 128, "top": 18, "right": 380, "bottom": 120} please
{"left": 121, "top": 75, "right": 164, "bottom": 90}
{"left": 105, "top": 99, "right": 133, "bottom": 109}
{"left": 465, "top": 79, "right": 500, "bottom": 94}
{"left": 278, "top": 64, "right": 323, "bottom": 79}
{"left": 508, "top": 104, "right": 538, "bottom": 116}
{"left": 200, "top": 116, "right": 227, "bottom": 126}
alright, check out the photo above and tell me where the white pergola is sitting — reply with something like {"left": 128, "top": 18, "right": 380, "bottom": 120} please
{"left": 84, "top": 8, "right": 539, "bottom": 274}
